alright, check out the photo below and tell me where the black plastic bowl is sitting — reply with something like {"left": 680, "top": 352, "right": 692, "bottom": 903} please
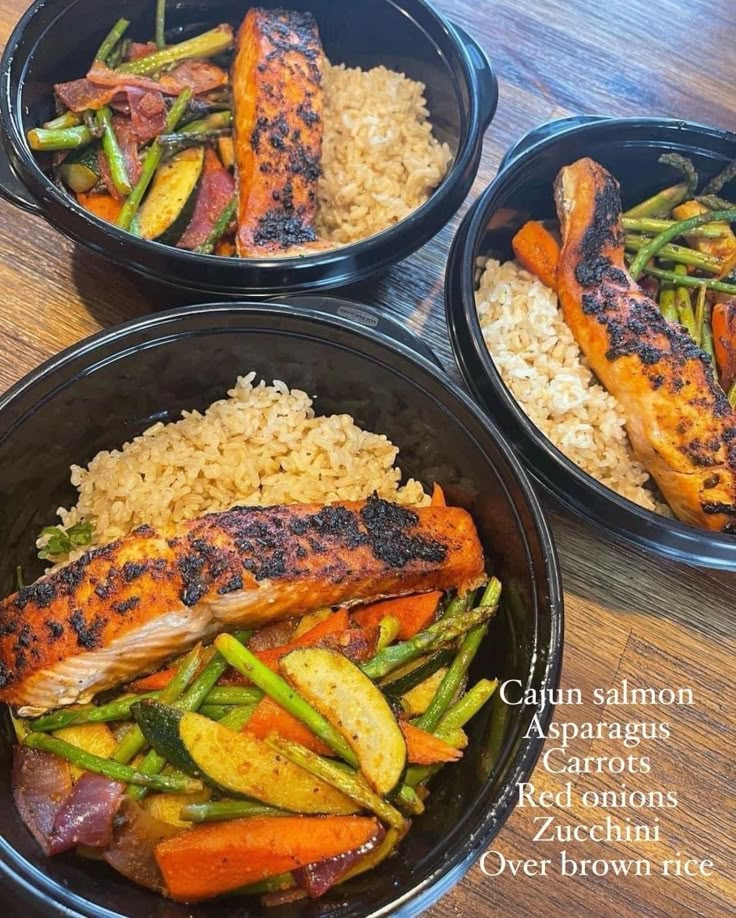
{"left": 0, "top": 298, "right": 562, "bottom": 917}
{"left": 0, "top": 0, "right": 497, "bottom": 297}
{"left": 446, "top": 115, "right": 736, "bottom": 570}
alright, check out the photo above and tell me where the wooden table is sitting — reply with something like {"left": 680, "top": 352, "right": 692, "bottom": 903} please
{"left": 0, "top": 1, "right": 734, "bottom": 916}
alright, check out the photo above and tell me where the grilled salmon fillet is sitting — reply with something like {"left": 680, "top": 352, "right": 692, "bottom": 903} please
{"left": 554, "top": 157, "right": 736, "bottom": 531}
{"left": 232, "top": 8, "right": 325, "bottom": 256}
{"left": 0, "top": 498, "right": 485, "bottom": 715}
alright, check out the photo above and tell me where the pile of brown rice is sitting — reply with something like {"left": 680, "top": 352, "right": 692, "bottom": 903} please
{"left": 475, "top": 258, "right": 669, "bottom": 514}
{"left": 316, "top": 61, "right": 452, "bottom": 244}
{"left": 42, "top": 373, "right": 428, "bottom": 560}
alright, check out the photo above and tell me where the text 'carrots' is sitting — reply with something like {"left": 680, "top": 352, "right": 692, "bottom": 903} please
{"left": 155, "top": 815, "right": 381, "bottom": 901}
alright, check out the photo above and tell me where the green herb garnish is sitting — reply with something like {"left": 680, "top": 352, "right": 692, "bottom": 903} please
{"left": 38, "top": 521, "right": 94, "bottom": 560}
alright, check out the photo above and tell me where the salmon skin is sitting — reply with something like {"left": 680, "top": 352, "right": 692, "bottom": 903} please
{"left": 554, "top": 157, "right": 736, "bottom": 531}
{"left": 0, "top": 498, "right": 485, "bottom": 715}
{"left": 232, "top": 7, "right": 325, "bottom": 256}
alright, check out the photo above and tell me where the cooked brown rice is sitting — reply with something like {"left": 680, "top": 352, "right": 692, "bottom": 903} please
{"left": 316, "top": 61, "right": 452, "bottom": 244}
{"left": 475, "top": 258, "right": 669, "bottom": 514}
{"left": 43, "top": 374, "right": 428, "bottom": 560}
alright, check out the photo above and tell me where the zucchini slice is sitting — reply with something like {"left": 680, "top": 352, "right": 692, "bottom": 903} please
{"left": 133, "top": 701, "right": 357, "bottom": 815}
{"left": 59, "top": 145, "right": 102, "bottom": 194}
{"left": 137, "top": 146, "right": 205, "bottom": 244}
{"left": 280, "top": 648, "right": 407, "bottom": 796}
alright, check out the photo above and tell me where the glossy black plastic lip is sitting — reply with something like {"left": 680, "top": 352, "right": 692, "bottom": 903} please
{"left": 0, "top": 297, "right": 562, "bottom": 918}
{"left": 0, "top": 0, "right": 498, "bottom": 297}
{"left": 446, "top": 115, "right": 736, "bottom": 569}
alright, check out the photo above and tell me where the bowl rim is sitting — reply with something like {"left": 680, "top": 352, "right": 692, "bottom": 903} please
{"left": 0, "top": 0, "right": 494, "bottom": 278}
{"left": 445, "top": 114, "right": 736, "bottom": 569}
{"left": 0, "top": 300, "right": 564, "bottom": 917}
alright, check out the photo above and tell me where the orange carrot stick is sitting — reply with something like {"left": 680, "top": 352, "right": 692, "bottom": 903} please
{"left": 155, "top": 815, "right": 381, "bottom": 901}
{"left": 401, "top": 721, "right": 462, "bottom": 765}
{"left": 220, "top": 609, "right": 351, "bottom": 685}
{"left": 351, "top": 592, "right": 442, "bottom": 641}
{"left": 712, "top": 300, "right": 736, "bottom": 392}
{"left": 430, "top": 483, "right": 446, "bottom": 507}
{"left": 133, "top": 610, "right": 352, "bottom": 692}
{"left": 77, "top": 192, "right": 123, "bottom": 223}
{"left": 245, "top": 695, "right": 334, "bottom": 755}
{"left": 511, "top": 220, "right": 560, "bottom": 290}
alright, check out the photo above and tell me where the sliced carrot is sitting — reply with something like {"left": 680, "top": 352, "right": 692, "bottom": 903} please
{"left": 712, "top": 300, "right": 736, "bottom": 392}
{"left": 245, "top": 695, "right": 334, "bottom": 755}
{"left": 351, "top": 592, "right": 442, "bottom": 641}
{"left": 320, "top": 624, "right": 379, "bottom": 663}
{"left": 511, "top": 220, "right": 560, "bottom": 290}
{"left": 401, "top": 721, "right": 462, "bottom": 765}
{"left": 430, "top": 483, "right": 446, "bottom": 507}
{"left": 155, "top": 815, "right": 381, "bottom": 901}
{"left": 129, "top": 669, "right": 176, "bottom": 692}
{"left": 77, "top": 192, "right": 123, "bottom": 224}
{"left": 215, "top": 238, "right": 236, "bottom": 257}
{"left": 220, "top": 609, "right": 351, "bottom": 684}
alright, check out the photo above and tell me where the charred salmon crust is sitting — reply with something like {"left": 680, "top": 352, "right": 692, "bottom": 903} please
{"left": 554, "top": 157, "right": 736, "bottom": 532}
{"left": 233, "top": 8, "right": 325, "bottom": 255}
{"left": 0, "top": 498, "right": 485, "bottom": 713}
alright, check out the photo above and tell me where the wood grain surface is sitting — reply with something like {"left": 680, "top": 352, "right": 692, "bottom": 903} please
{"left": 0, "top": 1, "right": 734, "bottom": 917}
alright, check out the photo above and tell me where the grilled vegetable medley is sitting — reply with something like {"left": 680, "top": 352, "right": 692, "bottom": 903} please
{"left": 11, "top": 579, "right": 501, "bottom": 903}
{"left": 25, "top": 2, "right": 329, "bottom": 257}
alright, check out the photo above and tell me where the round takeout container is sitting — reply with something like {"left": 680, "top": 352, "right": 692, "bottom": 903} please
{"left": 445, "top": 115, "right": 736, "bottom": 570}
{"left": 0, "top": 0, "right": 497, "bottom": 297}
{"left": 0, "top": 297, "right": 563, "bottom": 917}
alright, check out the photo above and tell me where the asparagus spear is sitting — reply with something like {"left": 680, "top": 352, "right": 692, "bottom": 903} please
{"left": 180, "top": 111, "right": 233, "bottom": 134}
{"left": 181, "top": 799, "right": 286, "bottom": 823}
{"left": 195, "top": 195, "right": 237, "bottom": 255}
{"left": 624, "top": 234, "right": 722, "bottom": 273}
{"left": 112, "top": 644, "right": 204, "bottom": 765}
{"left": 29, "top": 693, "right": 159, "bottom": 732}
{"left": 413, "top": 581, "right": 499, "bottom": 732}
{"left": 642, "top": 264, "right": 736, "bottom": 296}
{"left": 697, "top": 287, "right": 716, "bottom": 365}
{"left": 658, "top": 153, "right": 698, "bottom": 197}
{"left": 203, "top": 686, "right": 263, "bottom": 706}
{"left": 117, "top": 89, "right": 192, "bottom": 231}
{"left": 658, "top": 286, "right": 678, "bottom": 323}
{"left": 95, "top": 18, "right": 130, "bottom": 64}
{"left": 629, "top": 209, "right": 736, "bottom": 280}
{"left": 155, "top": 0, "right": 167, "bottom": 50}
{"left": 157, "top": 129, "right": 231, "bottom": 152}
{"left": 406, "top": 679, "right": 498, "bottom": 787}
{"left": 43, "top": 111, "right": 82, "bottom": 131}
{"left": 623, "top": 216, "right": 729, "bottom": 239}
{"left": 117, "top": 25, "right": 234, "bottom": 77}
{"left": 697, "top": 194, "right": 736, "bottom": 211}
{"left": 216, "top": 703, "right": 259, "bottom": 731}
{"left": 623, "top": 182, "right": 688, "bottom": 219}
{"left": 27, "top": 126, "right": 93, "bottom": 152}
{"left": 96, "top": 106, "right": 132, "bottom": 196}
{"left": 268, "top": 735, "right": 406, "bottom": 831}
{"left": 361, "top": 579, "right": 502, "bottom": 681}
{"left": 22, "top": 732, "right": 203, "bottom": 793}
{"left": 674, "top": 265, "right": 698, "bottom": 341}
{"left": 703, "top": 159, "right": 736, "bottom": 196}
{"left": 198, "top": 704, "right": 230, "bottom": 720}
